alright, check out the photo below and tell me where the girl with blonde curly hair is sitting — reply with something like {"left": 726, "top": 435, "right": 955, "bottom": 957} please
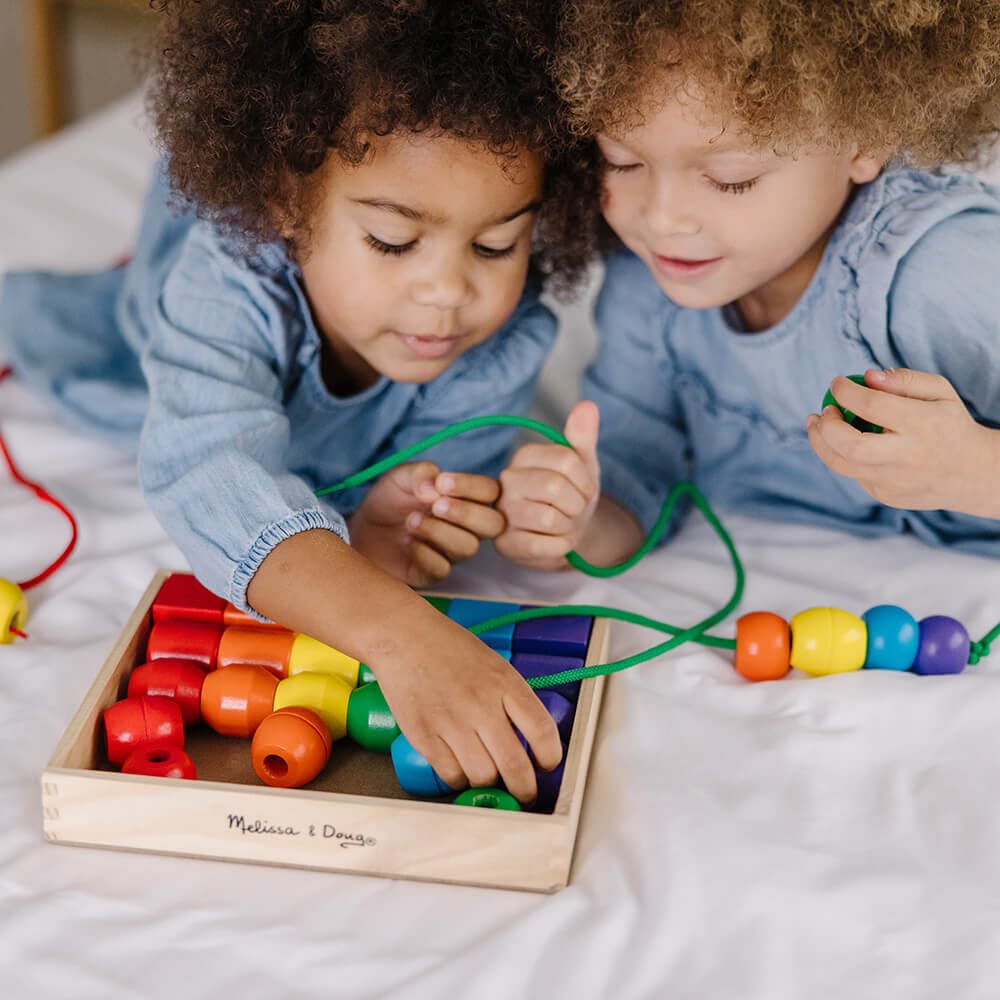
{"left": 496, "top": 0, "right": 1000, "bottom": 570}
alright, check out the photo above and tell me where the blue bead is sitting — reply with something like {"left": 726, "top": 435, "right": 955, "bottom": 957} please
{"left": 390, "top": 733, "right": 452, "bottom": 796}
{"left": 862, "top": 604, "right": 919, "bottom": 671}
{"left": 912, "top": 616, "right": 970, "bottom": 676}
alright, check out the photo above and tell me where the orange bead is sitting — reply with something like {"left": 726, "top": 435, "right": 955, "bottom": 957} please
{"left": 217, "top": 627, "right": 294, "bottom": 678}
{"left": 222, "top": 603, "right": 293, "bottom": 632}
{"left": 200, "top": 664, "right": 278, "bottom": 737}
{"left": 734, "top": 612, "right": 791, "bottom": 681}
{"left": 251, "top": 706, "right": 332, "bottom": 788}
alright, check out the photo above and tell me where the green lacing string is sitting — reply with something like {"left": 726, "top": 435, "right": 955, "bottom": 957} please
{"left": 316, "top": 413, "right": 999, "bottom": 684}
{"left": 317, "top": 415, "right": 741, "bottom": 688}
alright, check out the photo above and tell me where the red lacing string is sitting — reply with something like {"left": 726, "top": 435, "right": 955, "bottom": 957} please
{"left": 0, "top": 367, "right": 78, "bottom": 628}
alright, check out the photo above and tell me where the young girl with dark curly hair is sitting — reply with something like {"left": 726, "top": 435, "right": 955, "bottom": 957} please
{"left": 496, "top": 0, "right": 1000, "bottom": 571}
{"left": 0, "top": 0, "right": 595, "bottom": 802}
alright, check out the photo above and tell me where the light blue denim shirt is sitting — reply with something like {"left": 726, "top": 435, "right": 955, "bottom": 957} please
{"left": 586, "top": 168, "right": 1000, "bottom": 555}
{"left": 0, "top": 169, "right": 557, "bottom": 610}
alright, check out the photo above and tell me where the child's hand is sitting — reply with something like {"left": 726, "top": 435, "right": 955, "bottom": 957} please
{"left": 806, "top": 369, "right": 999, "bottom": 516}
{"left": 348, "top": 462, "right": 504, "bottom": 586}
{"left": 370, "top": 599, "right": 563, "bottom": 803}
{"left": 495, "top": 401, "right": 601, "bottom": 569}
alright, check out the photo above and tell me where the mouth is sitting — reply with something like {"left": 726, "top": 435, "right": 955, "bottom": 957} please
{"left": 651, "top": 253, "right": 722, "bottom": 280}
{"left": 396, "top": 332, "right": 463, "bottom": 359}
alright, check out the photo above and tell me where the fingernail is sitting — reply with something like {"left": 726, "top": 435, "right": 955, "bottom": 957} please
{"left": 417, "top": 482, "right": 437, "bottom": 501}
{"left": 805, "top": 414, "right": 817, "bottom": 429}
{"left": 432, "top": 498, "right": 450, "bottom": 516}
{"left": 406, "top": 512, "right": 422, "bottom": 530}
{"left": 869, "top": 369, "right": 888, "bottom": 383}
{"left": 437, "top": 475, "right": 454, "bottom": 493}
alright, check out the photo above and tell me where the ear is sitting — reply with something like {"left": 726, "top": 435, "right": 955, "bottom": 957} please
{"left": 848, "top": 150, "right": 889, "bottom": 184}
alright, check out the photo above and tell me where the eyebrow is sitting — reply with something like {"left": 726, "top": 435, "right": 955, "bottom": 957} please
{"left": 352, "top": 197, "right": 542, "bottom": 227}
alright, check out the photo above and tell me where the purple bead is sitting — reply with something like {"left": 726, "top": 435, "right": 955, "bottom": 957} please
{"left": 513, "top": 611, "right": 593, "bottom": 657}
{"left": 912, "top": 616, "right": 970, "bottom": 675}
{"left": 536, "top": 690, "right": 575, "bottom": 742}
{"left": 511, "top": 652, "right": 582, "bottom": 702}
{"left": 514, "top": 735, "right": 566, "bottom": 813}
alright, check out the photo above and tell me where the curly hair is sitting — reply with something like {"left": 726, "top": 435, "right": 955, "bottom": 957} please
{"left": 147, "top": 0, "right": 599, "bottom": 295}
{"left": 556, "top": 0, "right": 1000, "bottom": 167}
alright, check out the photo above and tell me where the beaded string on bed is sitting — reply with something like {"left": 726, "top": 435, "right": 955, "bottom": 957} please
{"left": 0, "top": 367, "right": 79, "bottom": 639}
{"left": 317, "top": 414, "right": 1000, "bottom": 685}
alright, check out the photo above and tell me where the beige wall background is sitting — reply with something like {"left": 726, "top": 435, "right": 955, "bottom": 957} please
{"left": 0, "top": 0, "right": 153, "bottom": 163}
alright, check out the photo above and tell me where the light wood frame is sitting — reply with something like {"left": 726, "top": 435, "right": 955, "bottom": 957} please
{"left": 42, "top": 572, "right": 609, "bottom": 892}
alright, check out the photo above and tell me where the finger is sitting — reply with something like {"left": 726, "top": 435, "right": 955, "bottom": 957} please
{"left": 406, "top": 539, "right": 452, "bottom": 583}
{"left": 427, "top": 495, "right": 505, "bottom": 539}
{"left": 446, "top": 728, "right": 501, "bottom": 791}
{"left": 826, "top": 375, "right": 927, "bottom": 434}
{"left": 418, "top": 734, "right": 467, "bottom": 791}
{"left": 500, "top": 496, "right": 575, "bottom": 536}
{"left": 504, "top": 686, "right": 562, "bottom": 773}
{"left": 389, "top": 460, "right": 441, "bottom": 503}
{"left": 505, "top": 443, "right": 596, "bottom": 499}
{"left": 408, "top": 513, "right": 480, "bottom": 562}
{"left": 499, "top": 466, "right": 590, "bottom": 518}
{"left": 807, "top": 407, "right": 887, "bottom": 475}
{"left": 562, "top": 399, "right": 601, "bottom": 483}
{"left": 865, "top": 367, "right": 961, "bottom": 403}
{"left": 434, "top": 472, "right": 500, "bottom": 505}
{"left": 475, "top": 715, "right": 538, "bottom": 803}
{"left": 494, "top": 527, "right": 574, "bottom": 562}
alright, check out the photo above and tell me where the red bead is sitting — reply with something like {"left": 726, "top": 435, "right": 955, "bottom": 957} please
{"left": 735, "top": 612, "right": 791, "bottom": 681}
{"left": 152, "top": 573, "right": 226, "bottom": 625}
{"left": 127, "top": 658, "right": 207, "bottom": 727}
{"left": 147, "top": 621, "right": 223, "bottom": 668}
{"left": 103, "top": 695, "right": 184, "bottom": 767}
{"left": 121, "top": 743, "right": 197, "bottom": 780}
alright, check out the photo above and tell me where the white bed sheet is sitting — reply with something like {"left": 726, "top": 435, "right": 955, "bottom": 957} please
{"left": 3, "top": 93, "right": 1000, "bottom": 1000}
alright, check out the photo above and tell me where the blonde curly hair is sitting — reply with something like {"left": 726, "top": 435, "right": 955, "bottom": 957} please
{"left": 555, "top": 0, "right": 1000, "bottom": 166}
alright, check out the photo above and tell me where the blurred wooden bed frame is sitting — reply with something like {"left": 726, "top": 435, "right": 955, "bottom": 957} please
{"left": 26, "top": 0, "right": 149, "bottom": 138}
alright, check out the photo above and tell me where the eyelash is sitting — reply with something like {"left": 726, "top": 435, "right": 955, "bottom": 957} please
{"left": 709, "top": 178, "right": 759, "bottom": 195}
{"left": 364, "top": 234, "right": 517, "bottom": 260}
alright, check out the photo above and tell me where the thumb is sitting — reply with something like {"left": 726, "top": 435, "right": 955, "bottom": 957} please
{"left": 866, "top": 367, "right": 959, "bottom": 403}
{"left": 386, "top": 460, "right": 441, "bottom": 501}
{"left": 563, "top": 400, "right": 601, "bottom": 475}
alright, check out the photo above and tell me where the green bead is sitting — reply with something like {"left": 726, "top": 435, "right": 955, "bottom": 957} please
{"left": 422, "top": 594, "right": 451, "bottom": 614}
{"left": 345, "top": 682, "right": 400, "bottom": 752}
{"left": 454, "top": 788, "right": 521, "bottom": 811}
{"left": 357, "top": 662, "right": 376, "bottom": 685}
{"left": 821, "top": 374, "right": 883, "bottom": 434}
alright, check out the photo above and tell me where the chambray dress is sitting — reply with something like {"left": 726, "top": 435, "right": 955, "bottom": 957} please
{"left": 0, "top": 169, "right": 557, "bottom": 610}
{"left": 586, "top": 168, "right": 1000, "bottom": 554}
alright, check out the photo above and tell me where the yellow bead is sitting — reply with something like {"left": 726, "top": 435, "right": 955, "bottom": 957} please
{"left": 790, "top": 607, "right": 867, "bottom": 677}
{"left": 287, "top": 634, "right": 360, "bottom": 687}
{"left": 273, "top": 671, "right": 352, "bottom": 741}
{"left": 0, "top": 578, "right": 27, "bottom": 644}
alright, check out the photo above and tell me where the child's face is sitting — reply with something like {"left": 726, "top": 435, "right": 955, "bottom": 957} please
{"left": 596, "top": 89, "right": 882, "bottom": 329}
{"left": 298, "top": 133, "right": 543, "bottom": 392}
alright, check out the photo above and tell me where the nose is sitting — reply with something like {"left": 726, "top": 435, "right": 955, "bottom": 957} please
{"left": 644, "top": 176, "right": 701, "bottom": 237}
{"left": 410, "top": 259, "right": 474, "bottom": 311}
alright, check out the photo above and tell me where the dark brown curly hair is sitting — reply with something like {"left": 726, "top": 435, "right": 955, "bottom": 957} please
{"left": 556, "top": 0, "right": 1000, "bottom": 166}
{"left": 148, "top": 0, "right": 600, "bottom": 295}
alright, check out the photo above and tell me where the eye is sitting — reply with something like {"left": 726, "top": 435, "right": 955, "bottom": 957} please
{"left": 602, "top": 157, "right": 642, "bottom": 174}
{"left": 365, "top": 234, "right": 416, "bottom": 256}
{"left": 473, "top": 243, "right": 517, "bottom": 260}
{"left": 709, "top": 177, "right": 759, "bottom": 195}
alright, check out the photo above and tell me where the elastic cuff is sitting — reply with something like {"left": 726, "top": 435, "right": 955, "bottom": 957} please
{"left": 229, "top": 508, "right": 350, "bottom": 621}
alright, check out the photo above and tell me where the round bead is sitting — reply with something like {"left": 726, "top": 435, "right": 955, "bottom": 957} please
{"left": 789, "top": 607, "right": 867, "bottom": 677}
{"left": 199, "top": 664, "right": 278, "bottom": 738}
{"left": 346, "top": 682, "right": 400, "bottom": 752}
{"left": 358, "top": 663, "right": 376, "bottom": 686}
{"left": 862, "top": 605, "right": 919, "bottom": 671}
{"left": 103, "top": 695, "right": 184, "bottom": 767}
{"left": 390, "top": 733, "right": 452, "bottom": 797}
{"left": 0, "top": 578, "right": 27, "bottom": 644}
{"left": 273, "top": 672, "right": 351, "bottom": 741}
{"left": 128, "top": 658, "right": 207, "bottom": 726}
{"left": 913, "top": 616, "right": 970, "bottom": 675}
{"left": 251, "top": 707, "right": 332, "bottom": 788}
{"left": 821, "top": 375, "right": 883, "bottom": 434}
{"left": 454, "top": 788, "right": 521, "bottom": 811}
{"left": 287, "top": 634, "right": 360, "bottom": 687}
{"left": 734, "top": 612, "right": 791, "bottom": 681}
{"left": 121, "top": 743, "right": 197, "bottom": 780}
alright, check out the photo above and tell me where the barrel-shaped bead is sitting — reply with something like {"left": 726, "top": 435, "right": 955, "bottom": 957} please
{"left": 103, "top": 695, "right": 184, "bottom": 767}
{"left": 862, "top": 605, "right": 919, "bottom": 671}
{"left": 199, "top": 664, "right": 278, "bottom": 737}
{"left": 912, "top": 616, "right": 970, "bottom": 675}
{"left": 734, "top": 612, "right": 791, "bottom": 681}
{"left": 273, "top": 672, "right": 351, "bottom": 741}
{"left": 346, "top": 682, "right": 400, "bottom": 752}
{"left": 789, "top": 607, "right": 867, "bottom": 677}
{"left": 251, "top": 707, "right": 332, "bottom": 788}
